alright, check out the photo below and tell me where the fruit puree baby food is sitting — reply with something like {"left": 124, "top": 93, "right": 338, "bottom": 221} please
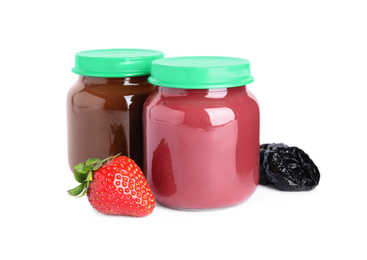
{"left": 143, "top": 56, "right": 260, "bottom": 209}
{"left": 67, "top": 49, "right": 163, "bottom": 172}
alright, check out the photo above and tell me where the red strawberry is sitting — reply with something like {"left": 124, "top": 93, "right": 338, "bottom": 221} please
{"left": 68, "top": 154, "right": 155, "bottom": 217}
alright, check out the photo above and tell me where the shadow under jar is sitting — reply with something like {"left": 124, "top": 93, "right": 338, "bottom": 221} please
{"left": 143, "top": 56, "right": 260, "bottom": 210}
{"left": 67, "top": 49, "right": 163, "bottom": 173}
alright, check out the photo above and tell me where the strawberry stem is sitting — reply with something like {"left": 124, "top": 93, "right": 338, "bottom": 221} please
{"left": 67, "top": 154, "right": 121, "bottom": 197}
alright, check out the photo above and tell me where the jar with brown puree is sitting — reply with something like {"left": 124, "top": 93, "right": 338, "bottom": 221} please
{"left": 67, "top": 49, "right": 164, "bottom": 173}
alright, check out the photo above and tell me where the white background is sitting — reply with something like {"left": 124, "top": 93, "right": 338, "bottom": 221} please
{"left": 1, "top": 0, "right": 366, "bottom": 259}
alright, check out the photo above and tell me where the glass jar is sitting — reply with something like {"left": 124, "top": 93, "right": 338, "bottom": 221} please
{"left": 67, "top": 49, "right": 164, "bottom": 172}
{"left": 143, "top": 56, "right": 260, "bottom": 209}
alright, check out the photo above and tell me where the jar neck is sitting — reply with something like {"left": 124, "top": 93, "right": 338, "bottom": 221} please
{"left": 79, "top": 75, "right": 149, "bottom": 85}
{"left": 158, "top": 85, "right": 247, "bottom": 98}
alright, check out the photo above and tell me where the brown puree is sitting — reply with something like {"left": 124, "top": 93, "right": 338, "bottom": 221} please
{"left": 67, "top": 75, "right": 154, "bottom": 173}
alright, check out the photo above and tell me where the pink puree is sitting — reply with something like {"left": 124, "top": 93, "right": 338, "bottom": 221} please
{"left": 143, "top": 86, "right": 259, "bottom": 209}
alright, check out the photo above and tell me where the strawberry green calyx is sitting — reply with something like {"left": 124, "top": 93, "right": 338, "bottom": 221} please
{"left": 67, "top": 154, "right": 120, "bottom": 197}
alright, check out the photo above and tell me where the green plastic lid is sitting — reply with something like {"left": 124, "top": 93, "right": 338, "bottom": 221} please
{"left": 148, "top": 56, "right": 254, "bottom": 89}
{"left": 72, "top": 49, "right": 164, "bottom": 77}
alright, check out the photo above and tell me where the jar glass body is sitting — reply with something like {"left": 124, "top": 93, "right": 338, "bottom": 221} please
{"left": 67, "top": 75, "right": 154, "bottom": 171}
{"left": 143, "top": 86, "right": 260, "bottom": 209}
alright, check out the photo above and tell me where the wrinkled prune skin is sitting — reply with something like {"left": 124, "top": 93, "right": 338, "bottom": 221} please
{"left": 259, "top": 143, "right": 289, "bottom": 185}
{"left": 260, "top": 143, "right": 320, "bottom": 191}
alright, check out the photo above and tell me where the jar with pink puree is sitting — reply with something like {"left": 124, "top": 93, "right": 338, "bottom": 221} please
{"left": 143, "top": 56, "right": 260, "bottom": 210}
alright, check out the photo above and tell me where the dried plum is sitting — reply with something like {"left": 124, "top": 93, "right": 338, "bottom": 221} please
{"left": 259, "top": 145, "right": 270, "bottom": 184}
{"left": 260, "top": 143, "right": 320, "bottom": 191}
{"left": 259, "top": 143, "right": 289, "bottom": 185}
